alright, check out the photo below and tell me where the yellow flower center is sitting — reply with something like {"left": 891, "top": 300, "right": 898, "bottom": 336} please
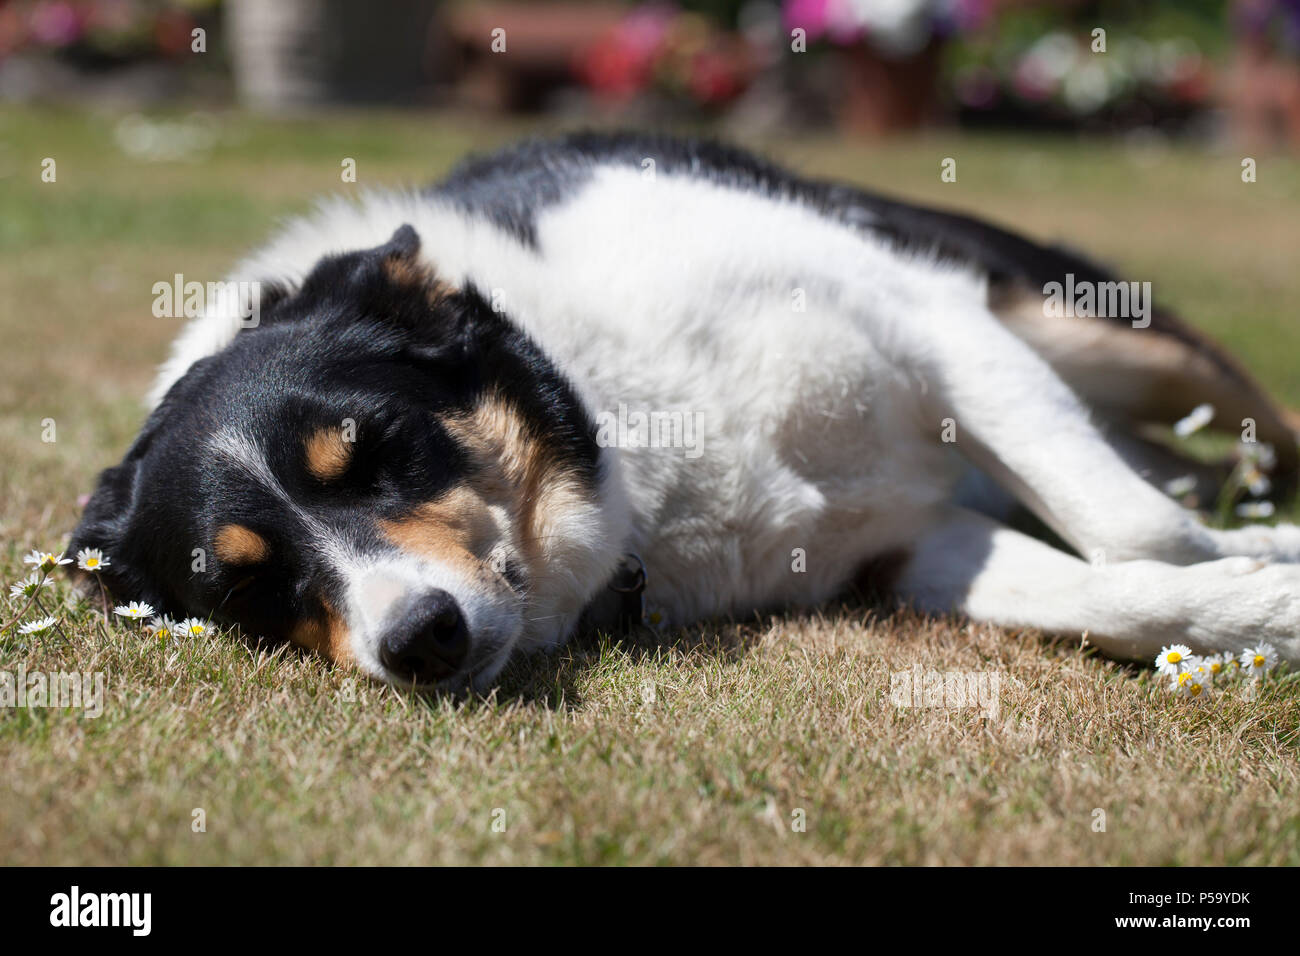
{"left": 1168, "top": 651, "right": 1182, "bottom": 663}
{"left": 1209, "top": 661, "right": 1221, "bottom": 672}
{"left": 86, "top": 558, "right": 98, "bottom": 568}
{"left": 1177, "top": 672, "right": 1192, "bottom": 685}
{"left": 1253, "top": 655, "right": 1265, "bottom": 668}
{"left": 1190, "top": 683, "right": 1203, "bottom": 696}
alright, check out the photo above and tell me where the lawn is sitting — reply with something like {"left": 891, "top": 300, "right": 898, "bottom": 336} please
{"left": 2, "top": 107, "right": 1299, "bottom": 865}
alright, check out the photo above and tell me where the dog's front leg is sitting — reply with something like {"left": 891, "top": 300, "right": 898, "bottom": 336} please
{"left": 893, "top": 506, "right": 1300, "bottom": 664}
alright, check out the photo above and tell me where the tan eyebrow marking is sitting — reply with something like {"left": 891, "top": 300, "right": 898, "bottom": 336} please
{"left": 213, "top": 524, "right": 270, "bottom": 566}
{"left": 304, "top": 427, "right": 353, "bottom": 482}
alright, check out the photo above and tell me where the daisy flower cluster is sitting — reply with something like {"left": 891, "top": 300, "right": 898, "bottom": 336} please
{"left": 3, "top": 546, "right": 210, "bottom": 646}
{"left": 0, "top": 549, "right": 76, "bottom": 644}
{"left": 1154, "top": 642, "right": 1281, "bottom": 703}
{"left": 1165, "top": 402, "right": 1280, "bottom": 520}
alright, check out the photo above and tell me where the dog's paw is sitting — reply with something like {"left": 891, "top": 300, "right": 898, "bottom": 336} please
{"left": 1212, "top": 522, "right": 1300, "bottom": 563}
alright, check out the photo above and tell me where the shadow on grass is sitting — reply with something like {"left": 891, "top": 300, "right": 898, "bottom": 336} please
{"left": 489, "top": 618, "right": 762, "bottom": 709}
{"left": 227, "top": 572, "right": 1144, "bottom": 712}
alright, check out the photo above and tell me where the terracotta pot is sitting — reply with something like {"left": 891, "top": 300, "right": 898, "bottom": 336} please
{"left": 838, "top": 39, "right": 942, "bottom": 136}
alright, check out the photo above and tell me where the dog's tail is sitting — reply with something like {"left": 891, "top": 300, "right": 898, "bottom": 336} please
{"left": 990, "top": 283, "right": 1300, "bottom": 501}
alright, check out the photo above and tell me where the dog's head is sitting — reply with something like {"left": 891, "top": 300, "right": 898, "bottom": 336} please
{"left": 71, "top": 225, "right": 622, "bottom": 691}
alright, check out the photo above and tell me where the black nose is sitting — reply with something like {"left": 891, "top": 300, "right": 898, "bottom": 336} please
{"left": 378, "top": 589, "right": 469, "bottom": 684}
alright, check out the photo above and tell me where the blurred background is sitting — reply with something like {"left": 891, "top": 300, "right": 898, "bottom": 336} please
{"left": 0, "top": 0, "right": 1298, "bottom": 147}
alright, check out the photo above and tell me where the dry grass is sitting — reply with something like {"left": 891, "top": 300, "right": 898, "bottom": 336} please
{"left": 2, "top": 108, "right": 1299, "bottom": 865}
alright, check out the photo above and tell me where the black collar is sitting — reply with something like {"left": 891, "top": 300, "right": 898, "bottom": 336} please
{"left": 581, "top": 553, "right": 647, "bottom": 635}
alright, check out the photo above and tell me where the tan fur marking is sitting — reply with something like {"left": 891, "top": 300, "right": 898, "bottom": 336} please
{"left": 304, "top": 427, "right": 352, "bottom": 482}
{"left": 443, "top": 392, "right": 595, "bottom": 586}
{"left": 289, "top": 597, "right": 353, "bottom": 665}
{"left": 380, "top": 254, "right": 456, "bottom": 304}
{"left": 428, "top": 279, "right": 456, "bottom": 305}
{"left": 382, "top": 256, "right": 433, "bottom": 288}
{"left": 378, "top": 487, "right": 498, "bottom": 575}
{"left": 213, "top": 524, "right": 270, "bottom": 566}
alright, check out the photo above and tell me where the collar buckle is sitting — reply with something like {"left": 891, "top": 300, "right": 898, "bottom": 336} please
{"left": 607, "top": 552, "right": 646, "bottom": 632}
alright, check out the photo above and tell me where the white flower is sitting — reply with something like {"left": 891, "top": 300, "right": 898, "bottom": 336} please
{"left": 1155, "top": 644, "right": 1193, "bottom": 677}
{"left": 113, "top": 601, "right": 155, "bottom": 621}
{"left": 1203, "top": 653, "right": 1234, "bottom": 680}
{"left": 1242, "top": 467, "right": 1272, "bottom": 499}
{"left": 1235, "top": 501, "right": 1274, "bottom": 520}
{"left": 18, "top": 615, "right": 58, "bottom": 635}
{"left": 1173, "top": 403, "right": 1214, "bottom": 438}
{"left": 23, "top": 550, "right": 71, "bottom": 571}
{"left": 76, "top": 548, "right": 110, "bottom": 572}
{"left": 177, "top": 617, "right": 208, "bottom": 638}
{"left": 1187, "top": 658, "right": 1216, "bottom": 686}
{"left": 1172, "top": 669, "right": 1211, "bottom": 702}
{"left": 1239, "top": 642, "right": 1279, "bottom": 680}
{"left": 145, "top": 616, "right": 176, "bottom": 641}
{"left": 8, "top": 573, "right": 50, "bottom": 599}
{"left": 1240, "top": 441, "right": 1277, "bottom": 471}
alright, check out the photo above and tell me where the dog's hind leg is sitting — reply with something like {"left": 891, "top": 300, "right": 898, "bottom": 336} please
{"left": 905, "top": 296, "right": 1300, "bottom": 565}
{"left": 893, "top": 506, "right": 1300, "bottom": 664}
{"left": 990, "top": 282, "right": 1300, "bottom": 500}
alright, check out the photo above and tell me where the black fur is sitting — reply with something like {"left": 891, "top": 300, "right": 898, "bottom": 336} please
{"left": 433, "top": 130, "right": 1223, "bottom": 358}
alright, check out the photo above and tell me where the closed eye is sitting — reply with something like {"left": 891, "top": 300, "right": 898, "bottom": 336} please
{"left": 225, "top": 575, "right": 257, "bottom": 601}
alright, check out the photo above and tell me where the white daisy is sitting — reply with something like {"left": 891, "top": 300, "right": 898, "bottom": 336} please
{"left": 1242, "top": 466, "right": 1272, "bottom": 499}
{"left": 8, "top": 572, "right": 50, "bottom": 599}
{"left": 145, "top": 616, "right": 176, "bottom": 641}
{"left": 1155, "top": 644, "right": 1193, "bottom": 677}
{"left": 1187, "top": 658, "right": 1216, "bottom": 686}
{"left": 1173, "top": 403, "right": 1214, "bottom": 438}
{"left": 23, "top": 550, "right": 71, "bottom": 571}
{"left": 177, "top": 617, "right": 208, "bottom": 638}
{"left": 17, "top": 615, "right": 58, "bottom": 635}
{"left": 1239, "top": 642, "right": 1279, "bottom": 680}
{"left": 75, "top": 548, "right": 110, "bottom": 573}
{"left": 1236, "top": 501, "right": 1274, "bottom": 520}
{"left": 113, "top": 601, "right": 155, "bottom": 621}
{"left": 1240, "top": 441, "right": 1277, "bottom": 471}
{"left": 1203, "top": 653, "right": 1234, "bottom": 680}
{"left": 1173, "top": 669, "right": 1211, "bottom": 702}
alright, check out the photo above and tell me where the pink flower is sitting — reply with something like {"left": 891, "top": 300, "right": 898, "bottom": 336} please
{"left": 28, "top": 1, "right": 82, "bottom": 47}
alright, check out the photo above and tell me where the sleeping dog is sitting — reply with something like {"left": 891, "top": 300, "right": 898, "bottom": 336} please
{"left": 71, "top": 132, "right": 1300, "bottom": 690}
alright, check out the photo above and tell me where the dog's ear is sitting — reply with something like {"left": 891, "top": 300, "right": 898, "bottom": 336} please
{"left": 295, "top": 224, "right": 433, "bottom": 310}
{"left": 247, "top": 224, "right": 448, "bottom": 336}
